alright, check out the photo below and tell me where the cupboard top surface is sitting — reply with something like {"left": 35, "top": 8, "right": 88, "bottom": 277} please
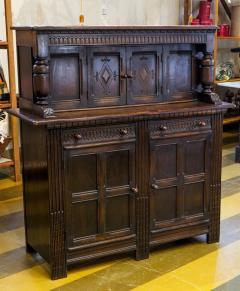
{"left": 12, "top": 25, "right": 217, "bottom": 32}
{"left": 8, "top": 101, "right": 232, "bottom": 126}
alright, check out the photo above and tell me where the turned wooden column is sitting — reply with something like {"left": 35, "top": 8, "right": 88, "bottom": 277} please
{"left": 33, "top": 35, "right": 55, "bottom": 118}
{"left": 200, "top": 53, "right": 221, "bottom": 105}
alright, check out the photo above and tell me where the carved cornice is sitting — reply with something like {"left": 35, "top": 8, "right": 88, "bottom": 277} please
{"left": 49, "top": 31, "right": 209, "bottom": 46}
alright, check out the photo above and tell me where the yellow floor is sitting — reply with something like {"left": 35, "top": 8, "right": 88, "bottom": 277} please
{"left": 0, "top": 132, "right": 240, "bottom": 291}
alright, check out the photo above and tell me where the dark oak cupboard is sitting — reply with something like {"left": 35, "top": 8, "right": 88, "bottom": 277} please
{"left": 10, "top": 26, "right": 231, "bottom": 280}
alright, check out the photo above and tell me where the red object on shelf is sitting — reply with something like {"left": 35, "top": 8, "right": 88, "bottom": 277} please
{"left": 218, "top": 24, "right": 230, "bottom": 37}
{"left": 191, "top": 0, "right": 213, "bottom": 26}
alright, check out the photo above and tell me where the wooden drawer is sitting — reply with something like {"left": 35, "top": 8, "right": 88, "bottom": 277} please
{"left": 149, "top": 116, "right": 211, "bottom": 139}
{"left": 63, "top": 124, "right": 136, "bottom": 148}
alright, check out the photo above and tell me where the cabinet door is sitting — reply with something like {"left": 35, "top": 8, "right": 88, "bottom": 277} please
{"left": 64, "top": 142, "right": 136, "bottom": 248}
{"left": 87, "top": 47, "right": 126, "bottom": 107}
{"left": 127, "top": 46, "right": 162, "bottom": 104}
{"left": 150, "top": 129, "right": 211, "bottom": 232}
{"left": 49, "top": 46, "right": 87, "bottom": 110}
{"left": 163, "top": 44, "right": 197, "bottom": 102}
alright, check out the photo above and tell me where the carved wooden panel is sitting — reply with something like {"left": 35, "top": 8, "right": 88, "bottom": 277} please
{"left": 163, "top": 45, "right": 197, "bottom": 101}
{"left": 64, "top": 141, "right": 136, "bottom": 249}
{"left": 127, "top": 47, "right": 162, "bottom": 104}
{"left": 184, "top": 182, "right": 205, "bottom": 216}
{"left": 149, "top": 117, "right": 211, "bottom": 139}
{"left": 88, "top": 47, "right": 126, "bottom": 106}
{"left": 63, "top": 124, "right": 136, "bottom": 148}
{"left": 49, "top": 46, "right": 87, "bottom": 109}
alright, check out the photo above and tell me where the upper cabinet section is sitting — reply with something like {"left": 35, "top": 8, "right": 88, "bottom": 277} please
{"left": 14, "top": 26, "right": 217, "bottom": 118}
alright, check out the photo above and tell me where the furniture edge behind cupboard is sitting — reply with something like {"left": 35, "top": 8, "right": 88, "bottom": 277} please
{"left": 10, "top": 26, "right": 230, "bottom": 280}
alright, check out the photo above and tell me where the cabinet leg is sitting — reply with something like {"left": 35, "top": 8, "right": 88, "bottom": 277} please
{"left": 207, "top": 230, "right": 220, "bottom": 244}
{"left": 50, "top": 263, "right": 67, "bottom": 280}
{"left": 235, "top": 145, "right": 240, "bottom": 163}
{"left": 136, "top": 249, "right": 149, "bottom": 261}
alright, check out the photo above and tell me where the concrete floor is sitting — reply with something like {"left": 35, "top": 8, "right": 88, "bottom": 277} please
{"left": 0, "top": 130, "right": 240, "bottom": 291}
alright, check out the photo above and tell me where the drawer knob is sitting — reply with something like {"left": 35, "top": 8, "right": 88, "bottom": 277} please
{"left": 151, "top": 184, "right": 160, "bottom": 190}
{"left": 131, "top": 187, "right": 138, "bottom": 194}
{"left": 159, "top": 125, "right": 167, "bottom": 131}
{"left": 74, "top": 133, "right": 82, "bottom": 140}
{"left": 198, "top": 121, "right": 207, "bottom": 127}
{"left": 120, "top": 129, "right": 129, "bottom": 136}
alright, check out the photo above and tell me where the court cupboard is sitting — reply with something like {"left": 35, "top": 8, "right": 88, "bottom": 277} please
{"left": 9, "top": 25, "right": 231, "bottom": 279}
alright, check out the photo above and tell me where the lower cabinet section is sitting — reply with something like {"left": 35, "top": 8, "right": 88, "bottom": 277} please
{"left": 21, "top": 113, "right": 223, "bottom": 280}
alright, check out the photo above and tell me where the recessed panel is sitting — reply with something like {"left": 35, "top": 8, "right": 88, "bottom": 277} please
{"left": 88, "top": 47, "right": 126, "bottom": 106}
{"left": 152, "top": 187, "right": 177, "bottom": 222}
{"left": 70, "top": 154, "right": 97, "bottom": 193}
{"left": 106, "top": 195, "right": 130, "bottom": 232}
{"left": 131, "top": 53, "right": 157, "bottom": 97}
{"left": 92, "top": 54, "right": 120, "bottom": 98}
{"left": 166, "top": 51, "right": 192, "bottom": 100}
{"left": 185, "top": 140, "right": 205, "bottom": 175}
{"left": 152, "top": 144, "right": 177, "bottom": 180}
{"left": 106, "top": 150, "right": 129, "bottom": 188}
{"left": 51, "top": 54, "right": 80, "bottom": 101}
{"left": 184, "top": 182, "right": 204, "bottom": 216}
{"left": 72, "top": 200, "right": 98, "bottom": 239}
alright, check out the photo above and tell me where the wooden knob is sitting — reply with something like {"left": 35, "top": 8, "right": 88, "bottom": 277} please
{"left": 159, "top": 125, "right": 167, "bottom": 131}
{"left": 131, "top": 187, "right": 138, "bottom": 194}
{"left": 198, "top": 121, "right": 206, "bottom": 127}
{"left": 120, "top": 129, "right": 128, "bottom": 135}
{"left": 120, "top": 74, "right": 128, "bottom": 79}
{"left": 151, "top": 184, "right": 159, "bottom": 190}
{"left": 74, "top": 133, "right": 82, "bottom": 140}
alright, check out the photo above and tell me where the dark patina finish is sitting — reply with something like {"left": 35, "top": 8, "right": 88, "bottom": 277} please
{"left": 10, "top": 25, "right": 231, "bottom": 280}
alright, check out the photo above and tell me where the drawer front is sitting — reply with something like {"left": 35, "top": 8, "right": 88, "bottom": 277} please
{"left": 63, "top": 124, "right": 136, "bottom": 147}
{"left": 149, "top": 116, "right": 211, "bottom": 139}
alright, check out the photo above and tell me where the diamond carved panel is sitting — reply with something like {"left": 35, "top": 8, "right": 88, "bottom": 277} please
{"left": 140, "top": 65, "right": 150, "bottom": 81}
{"left": 99, "top": 63, "right": 114, "bottom": 92}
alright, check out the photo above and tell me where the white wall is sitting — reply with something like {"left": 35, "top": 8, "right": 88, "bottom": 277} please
{"left": 0, "top": 0, "right": 180, "bottom": 91}
{"left": 11, "top": 0, "right": 180, "bottom": 26}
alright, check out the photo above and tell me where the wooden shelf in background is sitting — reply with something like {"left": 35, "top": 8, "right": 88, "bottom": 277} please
{"left": 0, "top": 0, "right": 21, "bottom": 182}
{"left": 0, "top": 158, "right": 14, "bottom": 168}
{"left": 217, "top": 36, "right": 240, "bottom": 41}
{"left": 0, "top": 41, "right": 8, "bottom": 48}
{"left": 215, "top": 78, "right": 240, "bottom": 84}
{"left": 223, "top": 116, "right": 240, "bottom": 125}
{"left": 0, "top": 101, "right": 11, "bottom": 109}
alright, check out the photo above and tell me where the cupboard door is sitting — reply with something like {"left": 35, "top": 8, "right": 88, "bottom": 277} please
{"left": 49, "top": 46, "right": 87, "bottom": 109}
{"left": 150, "top": 131, "right": 211, "bottom": 232}
{"left": 64, "top": 142, "right": 136, "bottom": 248}
{"left": 87, "top": 47, "right": 126, "bottom": 107}
{"left": 163, "top": 44, "right": 197, "bottom": 102}
{"left": 127, "top": 46, "right": 162, "bottom": 104}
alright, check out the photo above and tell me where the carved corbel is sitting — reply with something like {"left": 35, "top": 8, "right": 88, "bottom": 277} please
{"left": 198, "top": 53, "right": 222, "bottom": 105}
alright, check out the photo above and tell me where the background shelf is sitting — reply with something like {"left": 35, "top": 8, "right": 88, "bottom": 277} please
{"left": 0, "top": 0, "right": 21, "bottom": 181}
